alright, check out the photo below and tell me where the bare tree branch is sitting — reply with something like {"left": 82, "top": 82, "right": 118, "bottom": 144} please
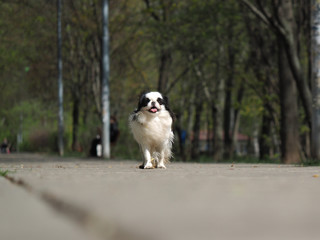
{"left": 239, "top": 0, "right": 286, "bottom": 36}
{"left": 239, "top": 0, "right": 270, "bottom": 26}
{"left": 143, "top": 0, "right": 160, "bottom": 21}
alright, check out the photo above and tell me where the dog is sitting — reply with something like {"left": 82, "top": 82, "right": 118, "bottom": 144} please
{"left": 129, "top": 91, "right": 175, "bottom": 169}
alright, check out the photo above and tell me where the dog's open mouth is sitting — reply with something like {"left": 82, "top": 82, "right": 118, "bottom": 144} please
{"left": 149, "top": 107, "right": 159, "bottom": 113}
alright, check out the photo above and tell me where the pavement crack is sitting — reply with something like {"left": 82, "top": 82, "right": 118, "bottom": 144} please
{"left": 4, "top": 175, "right": 147, "bottom": 240}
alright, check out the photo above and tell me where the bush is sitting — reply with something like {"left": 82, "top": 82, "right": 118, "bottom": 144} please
{"left": 20, "top": 128, "right": 65, "bottom": 153}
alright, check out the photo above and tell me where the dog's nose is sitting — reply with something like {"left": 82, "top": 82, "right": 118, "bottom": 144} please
{"left": 151, "top": 101, "right": 156, "bottom": 106}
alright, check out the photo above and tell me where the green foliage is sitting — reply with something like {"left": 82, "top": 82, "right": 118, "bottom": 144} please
{"left": 300, "top": 158, "right": 320, "bottom": 166}
{"left": 0, "top": 99, "right": 57, "bottom": 151}
{"left": 0, "top": 168, "right": 10, "bottom": 177}
{"left": 0, "top": 0, "right": 312, "bottom": 163}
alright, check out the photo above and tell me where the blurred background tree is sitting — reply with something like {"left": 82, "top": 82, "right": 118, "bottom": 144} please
{"left": 0, "top": 0, "right": 316, "bottom": 164}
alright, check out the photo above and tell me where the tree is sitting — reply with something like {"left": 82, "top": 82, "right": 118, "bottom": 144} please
{"left": 1, "top": 0, "right": 314, "bottom": 162}
{"left": 311, "top": 0, "right": 320, "bottom": 160}
{"left": 240, "top": 0, "right": 308, "bottom": 163}
{"left": 143, "top": 0, "right": 175, "bottom": 93}
{"left": 243, "top": 12, "right": 279, "bottom": 160}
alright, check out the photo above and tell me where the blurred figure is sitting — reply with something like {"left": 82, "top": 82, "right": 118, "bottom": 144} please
{"left": 110, "top": 115, "right": 119, "bottom": 146}
{"left": 1, "top": 138, "right": 10, "bottom": 154}
{"left": 90, "top": 134, "right": 102, "bottom": 157}
{"left": 90, "top": 117, "right": 119, "bottom": 158}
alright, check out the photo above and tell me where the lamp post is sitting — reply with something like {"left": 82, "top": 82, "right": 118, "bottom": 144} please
{"left": 57, "top": 0, "right": 64, "bottom": 156}
{"left": 102, "top": 0, "right": 110, "bottom": 159}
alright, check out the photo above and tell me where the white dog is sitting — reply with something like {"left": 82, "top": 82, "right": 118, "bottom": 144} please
{"left": 129, "top": 91, "right": 174, "bottom": 169}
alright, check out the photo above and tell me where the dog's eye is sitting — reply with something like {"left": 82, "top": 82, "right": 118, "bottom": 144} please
{"left": 143, "top": 97, "right": 150, "bottom": 106}
{"left": 157, "top": 98, "right": 164, "bottom": 105}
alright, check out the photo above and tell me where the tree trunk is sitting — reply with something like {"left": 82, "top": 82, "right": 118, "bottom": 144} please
{"left": 223, "top": 69, "right": 234, "bottom": 159}
{"left": 213, "top": 55, "right": 225, "bottom": 161}
{"left": 72, "top": 97, "right": 80, "bottom": 151}
{"left": 185, "top": 86, "right": 195, "bottom": 161}
{"left": 311, "top": 0, "right": 320, "bottom": 159}
{"left": 278, "top": 37, "right": 301, "bottom": 164}
{"left": 231, "top": 81, "right": 245, "bottom": 156}
{"left": 158, "top": 48, "right": 172, "bottom": 93}
{"left": 252, "top": 122, "right": 260, "bottom": 158}
{"left": 206, "top": 107, "right": 212, "bottom": 155}
{"left": 279, "top": 0, "right": 312, "bottom": 129}
{"left": 259, "top": 79, "right": 274, "bottom": 160}
{"left": 223, "top": 31, "right": 236, "bottom": 159}
{"left": 212, "top": 105, "right": 224, "bottom": 161}
{"left": 259, "top": 109, "right": 272, "bottom": 160}
{"left": 191, "top": 84, "right": 203, "bottom": 159}
{"left": 271, "top": 121, "right": 280, "bottom": 157}
{"left": 240, "top": 0, "right": 312, "bottom": 127}
{"left": 191, "top": 102, "right": 203, "bottom": 159}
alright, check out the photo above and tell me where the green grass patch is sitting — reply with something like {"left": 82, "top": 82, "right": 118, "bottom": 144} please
{"left": 300, "top": 158, "right": 320, "bottom": 166}
{"left": 0, "top": 168, "right": 10, "bottom": 177}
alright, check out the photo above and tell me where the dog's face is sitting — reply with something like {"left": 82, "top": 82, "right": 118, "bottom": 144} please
{"left": 137, "top": 92, "right": 168, "bottom": 115}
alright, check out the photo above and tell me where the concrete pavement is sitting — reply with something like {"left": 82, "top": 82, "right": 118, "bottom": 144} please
{"left": 1, "top": 153, "right": 320, "bottom": 240}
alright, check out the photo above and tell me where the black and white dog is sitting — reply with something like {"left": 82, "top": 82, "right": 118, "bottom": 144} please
{"left": 129, "top": 91, "right": 174, "bottom": 169}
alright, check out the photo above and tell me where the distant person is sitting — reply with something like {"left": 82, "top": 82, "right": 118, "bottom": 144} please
{"left": 90, "top": 117, "right": 119, "bottom": 157}
{"left": 1, "top": 138, "right": 10, "bottom": 154}
{"left": 181, "top": 129, "right": 187, "bottom": 146}
{"left": 90, "top": 135, "right": 102, "bottom": 157}
{"left": 110, "top": 116, "right": 120, "bottom": 145}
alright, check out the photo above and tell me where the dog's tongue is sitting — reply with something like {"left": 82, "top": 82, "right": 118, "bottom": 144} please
{"left": 150, "top": 108, "right": 158, "bottom": 113}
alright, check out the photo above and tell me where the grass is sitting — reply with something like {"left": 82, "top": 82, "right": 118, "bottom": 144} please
{"left": 0, "top": 168, "right": 10, "bottom": 177}
{"left": 300, "top": 158, "right": 320, "bottom": 166}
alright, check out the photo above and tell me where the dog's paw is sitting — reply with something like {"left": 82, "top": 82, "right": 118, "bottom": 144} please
{"left": 144, "top": 162, "right": 154, "bottom": 169}
{"left": 157, "top": 163, "right": 166, "bottom": 169}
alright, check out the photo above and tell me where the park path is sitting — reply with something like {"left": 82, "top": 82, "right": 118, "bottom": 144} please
{"left": 1, "top": 153, "right": 320, "bottom": 240}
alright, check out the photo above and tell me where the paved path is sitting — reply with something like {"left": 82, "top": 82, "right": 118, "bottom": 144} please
{"left": 1, "top": 153, "right": 320, "bottom": 240}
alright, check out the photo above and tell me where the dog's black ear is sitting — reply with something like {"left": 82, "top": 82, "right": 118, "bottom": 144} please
{"left": 137, "top": 92, "right": 145, "bottom": 110}
{"left": 163, "top": 96, "right": 169, "bottom": 105}
{"left": 137, "top": 91, "right": 149, "bottom": 110}
{"left": 163, "top": 95, "right": 171, "bottom": 110}
{"left": 163, "top": 95, "right": 176, "bottom": 122}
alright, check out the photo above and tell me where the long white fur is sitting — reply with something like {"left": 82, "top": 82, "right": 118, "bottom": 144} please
{"left": 129, "top": 92, "right": 174, "bottom": 169}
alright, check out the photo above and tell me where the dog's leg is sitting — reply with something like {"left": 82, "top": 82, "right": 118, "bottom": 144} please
{"left": 142, "top": 147, "right": 154, "bottom": 169}
{"left": 157, "top": 151, "right": 166, "bottom": 169}
{"left": 157, "top": 141, "right": 171, "bottom": 169}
